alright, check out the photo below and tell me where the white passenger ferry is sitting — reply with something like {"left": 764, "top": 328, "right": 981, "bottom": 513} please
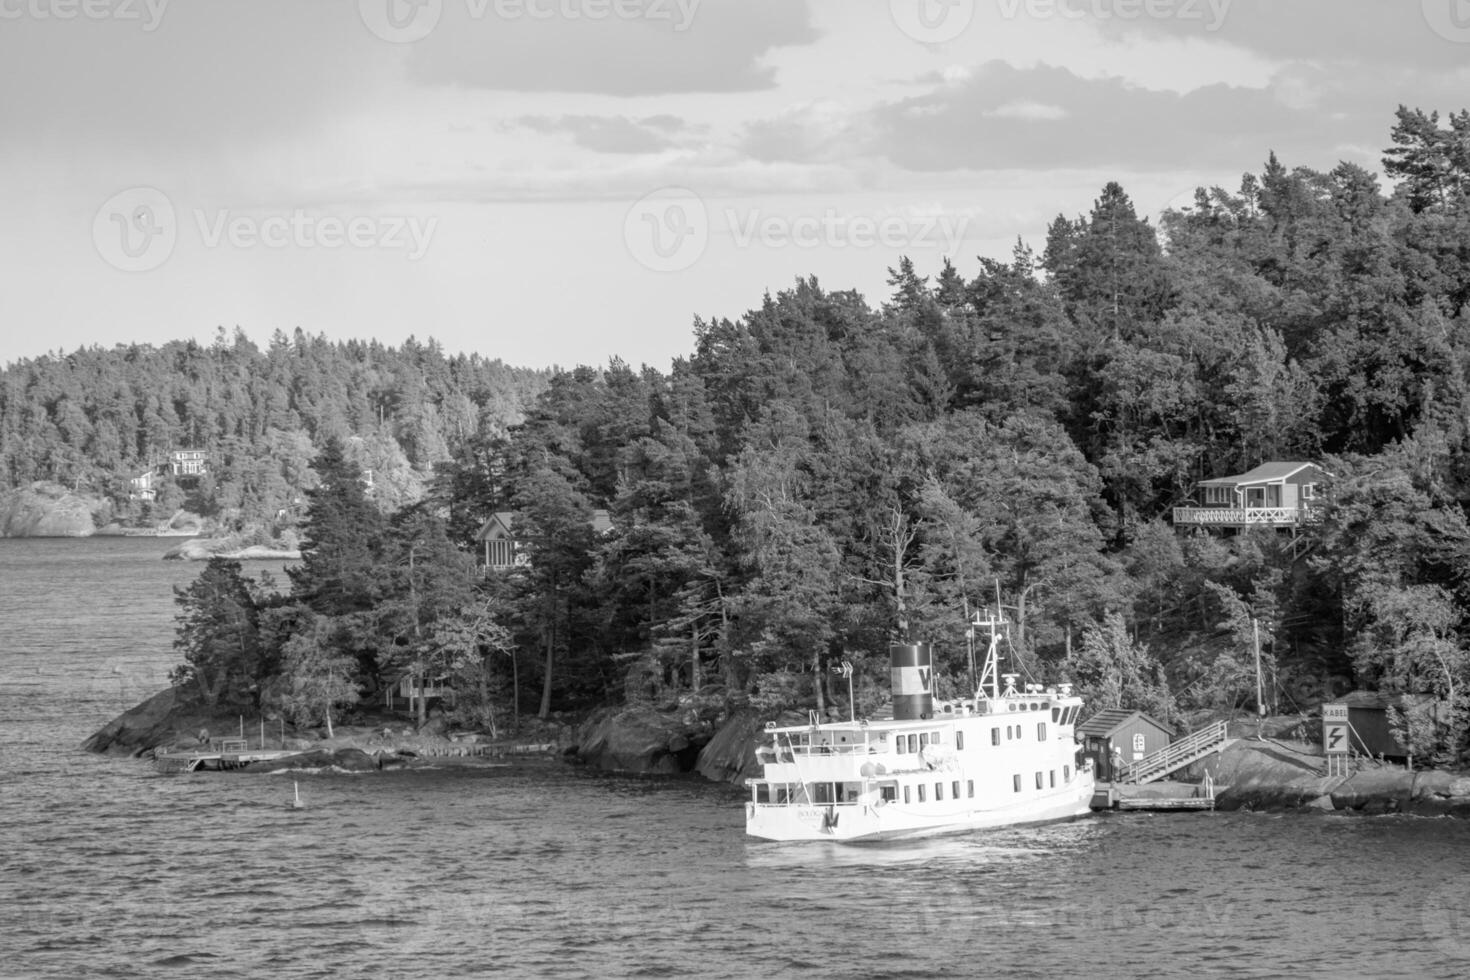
{"left": 745, "top": 613, "right": 1095, "bottom": 841}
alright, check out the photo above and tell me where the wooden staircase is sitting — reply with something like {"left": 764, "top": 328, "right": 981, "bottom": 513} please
{"left": 1120, "top": 721, "right": 1232, "bottom": 784}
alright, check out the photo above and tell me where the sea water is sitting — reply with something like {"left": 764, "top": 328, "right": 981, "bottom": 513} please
{"left": 2, "top": 538, "right": 1469, "bottom": 980}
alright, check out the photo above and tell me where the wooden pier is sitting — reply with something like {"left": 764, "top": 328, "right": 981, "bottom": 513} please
{"left": 154, "top": 737, "right": 296, "bottom": 774}
{"left": 1092, "top": 773, "right": 1221, "bottom": 812}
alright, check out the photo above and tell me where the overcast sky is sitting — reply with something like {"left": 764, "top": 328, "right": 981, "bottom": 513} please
{"left": 2, "top": 0, "right": 1467, "bottom": 370}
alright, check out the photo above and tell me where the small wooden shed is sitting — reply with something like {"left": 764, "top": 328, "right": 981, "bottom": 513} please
{"left": 1077, "top": 709, "right": 1174, "bottom": 782}
{"left": 1325, "top": 691, "right": 1442, "bottom": 759}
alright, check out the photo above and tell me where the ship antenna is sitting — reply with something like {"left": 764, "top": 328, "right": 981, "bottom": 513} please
{"left": 972, "top": 605, "right": 1007, "bottom": 701}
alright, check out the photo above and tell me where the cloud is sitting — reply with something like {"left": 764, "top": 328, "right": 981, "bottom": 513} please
{"left": 514, "top": 115, "right": 693, "bottom": 153}
{"left": 739, "top": 101, "right": 870, "bottom": 165}
{"left": 987, "top": 100, "right": 1069, "bottom": 121}
{"left": 865, "top": 61, "right": 1404, "bottom": 174}
{"left": 0, "top": 1, "right": 391, "bottom": 150}
{"left": 404, "top": 0, "right": 820, "bottom": 95}
{"left": 1084, "top": 0, "right": 1470, "bottom": 69}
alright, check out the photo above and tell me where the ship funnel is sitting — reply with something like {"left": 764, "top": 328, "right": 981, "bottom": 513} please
{"left": 890, "top": 643, "right": 934, "bottom": 720}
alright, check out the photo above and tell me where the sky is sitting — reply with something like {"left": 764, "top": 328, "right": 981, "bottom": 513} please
{"left": 2, "top": 0, "right": 1468, "bottom": 371}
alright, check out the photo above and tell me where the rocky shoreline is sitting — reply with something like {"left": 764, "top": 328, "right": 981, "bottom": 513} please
{"left": 82, "top": 685, "right": 575, "bottom": 771}
{"left": 85, "top": 689, "right": 1470, "bottom": 818}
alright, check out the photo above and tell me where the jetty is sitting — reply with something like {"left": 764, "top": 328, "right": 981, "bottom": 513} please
{"left": 154, "top": 737, "right": 295, "bottom": 773}
{"left": 1092, "top": 773, "right": 1221, "bottom": 812}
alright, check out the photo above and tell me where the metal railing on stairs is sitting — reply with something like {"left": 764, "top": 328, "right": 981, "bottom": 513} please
{"left": 1120, "top": 721, "right": 1231, "bottom": 784}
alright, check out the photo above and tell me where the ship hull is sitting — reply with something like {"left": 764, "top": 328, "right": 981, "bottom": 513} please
{"left": 745, "top": 777, "right": 1096, "bottom": 843}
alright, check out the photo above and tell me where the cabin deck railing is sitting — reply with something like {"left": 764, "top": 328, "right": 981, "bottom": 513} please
{"left": 1172, "top": 506, "right": 1321, "bottom": 526}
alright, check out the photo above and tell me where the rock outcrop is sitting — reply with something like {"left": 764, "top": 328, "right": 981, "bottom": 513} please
{"left": 162, "top": 538, "right": 301, "bottom": 561}
{"left": 0, "top": 481, "right": 108, "bottom": 537}
{"left": 1195, "top": 738, "right": 1470, "bottom": 816}
{"left": 576, "top": 695, "right": 729, "bottom": 774}
{"left": 242, "top": 747, "right": 381, "bottom": 772}
{"left": 79, "top": 686, "right": 240, "bottom": 756}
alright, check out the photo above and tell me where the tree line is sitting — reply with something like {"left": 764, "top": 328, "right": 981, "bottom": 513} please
{"left": 151, "top": 106, "right": 1470, "bottom": 762}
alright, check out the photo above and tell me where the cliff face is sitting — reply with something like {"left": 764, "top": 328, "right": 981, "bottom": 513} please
{"left": 0, "top": 482, "right": 108, "bottom": 537}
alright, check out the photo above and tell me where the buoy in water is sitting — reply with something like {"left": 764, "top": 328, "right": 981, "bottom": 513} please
{"left": 291, "top": 781, "right": 305, "bottom": 810}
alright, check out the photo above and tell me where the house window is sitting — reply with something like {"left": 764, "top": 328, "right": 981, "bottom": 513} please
{"left": 1205, "top": 486, "right": 1232, "bottom": 506}
{"left": 1302, "top": 483, "right": 1317, "bottom": 500}
{"left": 486, "top": 539, "right": 515, "bottom": 569}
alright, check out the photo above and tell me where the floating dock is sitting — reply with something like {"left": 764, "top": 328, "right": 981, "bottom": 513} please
{"left": 1091, "top": 775, "right": 1220, "bottom": 812}
{"left": 154, "top": 737, "right": 296, "bottom": 774}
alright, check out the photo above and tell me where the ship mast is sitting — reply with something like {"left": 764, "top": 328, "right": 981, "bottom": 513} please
{"left": 972, "top": 606, "right": 1007, "bottom": 701}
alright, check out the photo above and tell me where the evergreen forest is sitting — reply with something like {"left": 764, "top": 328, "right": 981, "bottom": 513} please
{"left": 8, "top": 107, "right": 1470, "bottom": 761}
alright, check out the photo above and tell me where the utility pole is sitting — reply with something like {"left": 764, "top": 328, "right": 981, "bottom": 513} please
{"left": 1252, "top": 617, "right": 1264, "bottom": 740}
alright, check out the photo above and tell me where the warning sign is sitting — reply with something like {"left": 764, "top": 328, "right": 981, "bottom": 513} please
{"left": 1323, "top": 703, "right": 1349, "bottom": 754}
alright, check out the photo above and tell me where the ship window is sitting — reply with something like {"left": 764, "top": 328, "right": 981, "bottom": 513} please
{"left": 1051, "top": 706, "right": 1061, "bottom": 722}
{"left": 1013, "top": 774, "right": 1022, "bottom": 793}
{"left": 935, "top": 782, "right": 943, "bottom": 801}
{"left": 991, "top": 728, "right": 1001, "bottom": 746}
{"left": 956, "top": 731, "right": 965, "bottom": 751}
{"left": 918, "top": 784, "right": 926, "bottom": 803}
{"left": 881, "top": 784, "right": 898, "bottom": 802}
{"left": 919, "top": 733, "right": 929, "bottom": 750}
{"left": 932, "top": 730, "right": 941, "bottom": 743}
{"left": 1035, "top": 771, "right": 1044, "bottom": 789}
{"left": 904, "top": 785, "right": 910, "bottom": 804}
{"left": 896, "top": 736, "right": 907, "bottom": 755}
{"left": 967, "top": 780, "right": 974, "bottom": 798}
{"left": 814, "top": 783, "right": 834, "bottom": 804}
{"left": 1037, "top": 723, "right": 1047, "bottom": 741}
{"left": 952, "top": 780, "right": 961, "bottom": 799}
{"left": 1050, "top": 770, "right": 1056, "bottom": 788}
{"left": 1064, "top": 765, "right": 1071, "bottom": 781}
{"left": 908, "top": 735, "right": 918, "bottom": 753}
{"left": 755, "top": 783, "right": 770, "bottom": 803}
{"left": 775, "top": 785, "right": 791, "bottom": 804}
